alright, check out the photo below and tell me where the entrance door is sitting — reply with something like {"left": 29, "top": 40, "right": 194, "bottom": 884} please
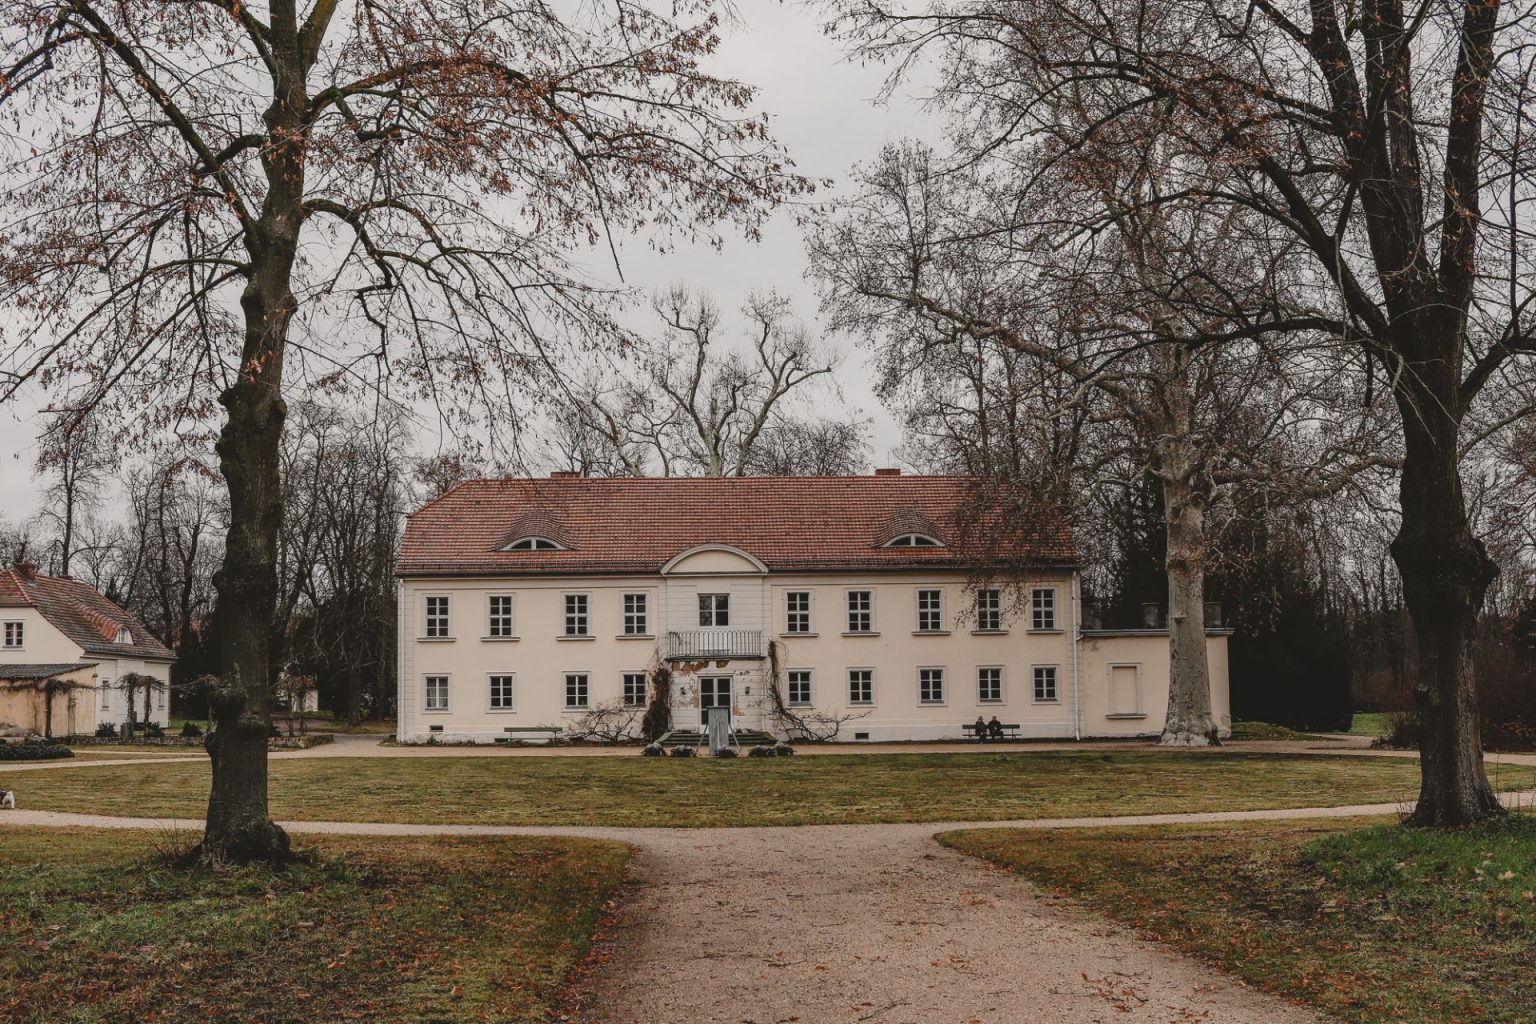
{"left": 699, "top": 676, "right": 733, "bottom": 728}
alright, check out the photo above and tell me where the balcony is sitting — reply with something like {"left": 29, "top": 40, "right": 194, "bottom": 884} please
{"left": 664, "top": 629, "right": 766, "bottom": 661}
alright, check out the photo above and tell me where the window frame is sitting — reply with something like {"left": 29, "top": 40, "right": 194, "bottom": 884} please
{"left": 915, "top": 588, "right": 945, "bottom": 633}
{"left": 424, "top": 674, "right": 451, "bottom": 712}
{"left": 845, "top": 590, "right": 875, "bottom": 634}
{"left": 978, "top": 665, "right": 1004, "bottom": 704}
{"left": 486, "top": 594, "right": 516, "bottom": 639}
{"left": 918, "top": 666, "right": 946, "bottom": 706}
{"left": 622, "top": 672, "right": 648, "bottom": 708}
{"left": 564, "top": 671, "right": 591, "bottom": 710}
{"left": 99, "top": 677, "right": 111, "bottom": 710}
{"left": 621, "top": 593, "right": 650, "bottom": 637}
{"left": 846, "top": 667, "right": 875, "bottom": 706}
{"left": 787, "top": 668, "right": 813, "bottom": 707}
{"left": 1, "top": 620, "right": 22, "bottom": 649}
{"left": 562, "top": 592, "right": 591, "bottom": 638}
{"left": 1030, "top": 587, "right": 1058, "bottom": 631}
{"left": 882, "top": 533, "right": 943, "bottom": 547}
{"left": 1033, "top": 665, "right": 1060, "bottom": 703}
{"left": 423, "top": 595, "right": 451, "bottom": 639}
{"left": 698, "top": 593, "right": 731, "bottom": 627}
{"left": 488, "top": 673, "right": 516, "bottom": 712}
{"left": 784, "top": 590, "right": 813, "bottom": 635}
{"left": 505, "top": 536, "right": 565, "bottom": 551}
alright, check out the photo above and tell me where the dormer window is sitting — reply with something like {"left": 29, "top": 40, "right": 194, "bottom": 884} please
{"left": 883, "top": 533, "right": 943, "bottom": 548}
{"left": 115, "top": 627, "right": 132, "bottom": 644}
{"left": 504, "top": 536, "right": 566, "bottom": 551}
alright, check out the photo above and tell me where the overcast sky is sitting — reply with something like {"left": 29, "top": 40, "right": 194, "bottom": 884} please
{"left": 0, "top": 3, "right": 936, "bottom": 524}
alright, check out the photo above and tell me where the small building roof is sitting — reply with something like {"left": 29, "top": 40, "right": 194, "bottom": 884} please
{"left": 399, "top": 474, "right": 1078, "bottom": 577}
{"left": 0, "top": 662, "right": 98, "bottom": 681}
{"left": 0, "top": 569, "right": 174, "bottom": 661}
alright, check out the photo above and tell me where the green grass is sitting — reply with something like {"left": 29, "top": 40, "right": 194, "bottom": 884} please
{"left": 1228, "top": 720, "right": 1337, "bottom": 741}
{"left": 1349, "top": 712, "right": 1394, "bottom": 737}
{"left": 12, "top": 751, "right": 1535, "bottom": 827}
{"left": 0, "top": 828, "right": 627, "bottom": 1024}
{"left": 941, "top": 816, "right": 1536, "bottom": 1024}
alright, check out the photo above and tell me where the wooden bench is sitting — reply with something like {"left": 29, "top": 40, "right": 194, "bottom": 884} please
{"left": 495, "top": 725, "right": 564, "bottom": 744}
{"left": 963, "top": 722, "right": 1022, "bottom": 741}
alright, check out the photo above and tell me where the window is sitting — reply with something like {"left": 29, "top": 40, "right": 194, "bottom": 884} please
{"left": 846, "top": 591, "right": 873, "bottom": 633}
{"left": 564, "top": 594, "right": 589, "bottom": 636}
{"left": 1033, "top": 666, "right": 1058, "bottom": 703}
{"left": 787, "top": 669, "right": 812, "bottom": 706}
{"left": 976, "top": 589, "right": 1002, "bottom": 632}
{"left": 489, "top": 674, "right": 516, "bottom": 710}
{"left": 115, "top": 626, "right": 132, "bottom": 644}
{"left": 157, "top": 685, "right": 167, "bottom": 710}
{"left": 564, "top": 672, "right": 589, "bottom": 709}
{"left": 698, "top": 593, "right": 730, "bottom": 627}
{"left": 2, "top": 621, "right": 21, "bottom": 648}
{"left": 424, "top": 596, "right": 450, "bottom": 638}
{"left": 883, "top": 533, "right": 943, "bottom": 547}
{"left": 623, "top": 594, "right": 649, "bottom": 636}
{"left": 1030, "top": 588, "right": 1057, "bottom": 630}
{"left": 424, "top": 675, "right": 450, "bottom": 711}
{"left": 622, "top": 672, "right": 647, "bottom": 708}
{"left": 978, "top": 667, "right": 1003, "bottom": 703}
{"left": 919, "top": 667, "right": 945, "bottom": 704}
{"left": 488, "top": 595, "right": 515, "bottom": 638}
{"left": 100, "top": 678, "right": 110, "bottom": 710}
{"left": 916, "top": 589, "right": 944, "bottom": 631}
{"left": 785, "top": 591, "right": 811, "bottom": 634}
{"left": 505, "top": 536, "right": 564, "bottom": 550}
{"left": 847, "top": 669, "right": 874, "bottom": 705}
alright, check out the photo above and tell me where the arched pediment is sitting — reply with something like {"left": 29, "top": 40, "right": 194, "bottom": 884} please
{"left": 660, "top": 544, "right": 768, "bottom": 576}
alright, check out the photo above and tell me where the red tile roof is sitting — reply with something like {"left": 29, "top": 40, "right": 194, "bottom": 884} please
{"left": 398, "top": 475, "right": 1077, "bottom": 577}
{"left": 0, "top": 569, "right": 174, "bottom": 661}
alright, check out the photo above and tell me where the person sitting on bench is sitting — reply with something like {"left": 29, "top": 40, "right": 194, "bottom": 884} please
{"left": 973, "top": 715, "right": 989, "bottom": 742}
{"left": 988, "top": 715, "right": 1004, "bottom": 740}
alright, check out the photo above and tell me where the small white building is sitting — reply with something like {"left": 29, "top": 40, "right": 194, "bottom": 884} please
{"left": 396, "top": 473, "right": 1231, "bottom": 744}
{"left": 0, "top": 566, "right": 175, "bottom": 737}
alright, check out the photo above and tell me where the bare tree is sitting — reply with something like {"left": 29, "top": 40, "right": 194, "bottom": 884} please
{"left": 1, "top": 1, "right": 804, "bottom": 860}
{"left": 555, "top": 288, "right": 868, "bottom": 476}
{"left": 33, "top": 411, "right": 113, "bottom": 578}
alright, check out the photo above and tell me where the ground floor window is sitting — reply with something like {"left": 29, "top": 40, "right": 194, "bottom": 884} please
{"left": 787, "top": 669, "right": 812, "bottom": 706}
{"left": 919, "top": 667, "right": 945, "bottom": 705}
{"left": 1033, "top": 665, "right": 1058, "bottom": 703}
{"left": 978, "top": 666, "right": 1003, "bottom": 703}
{"left": 565, "top": 672, "right": 589, "bottom": 709}
{"left": 847, "top": 668, "right": 873, "bottom": 705}
{"left": 489, "top": 674, "right": 515, "bottom": 710}
{"left": 100, "top": 679, "right": 111, "bottom": 710}
{"left": 424, "top": 675, "right": 449, "bottom": 711}
{"left": 622, "top": 672, "right": 647, "bottom": 708}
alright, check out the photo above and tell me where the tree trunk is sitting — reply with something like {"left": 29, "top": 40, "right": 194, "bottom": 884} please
{"left": 1390, "top": 381, "right": 1501, "bottom": 826}
{"left": 1159, "top": 470, "right": 1219, "bottom": 746}
{"left": 43, "top": 686, "right": 53, "bottom": 739}
{"left": 345, "top": 664, "right": 363, "bottom": 728}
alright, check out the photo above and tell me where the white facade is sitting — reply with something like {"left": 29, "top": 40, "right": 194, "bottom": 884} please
{"left": 397, "top": 544, "right": 1230, "bottom": 743}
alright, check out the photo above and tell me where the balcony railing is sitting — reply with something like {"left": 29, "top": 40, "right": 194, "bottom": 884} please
{"left": 664, "top": 629, "right": 766, "bottom": 661}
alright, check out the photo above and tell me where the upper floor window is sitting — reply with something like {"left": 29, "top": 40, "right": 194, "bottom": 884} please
{"left": 787, "top": 669, "right": 813, "bottom": 706}
{"left": 489, "top": 674, "right": 515, "bottom": 710}
{"left": 424, "top": 596, "right": 450, "bottom": 638}
{"left": 883, "top": 533, "right": 943, "bottom": 547}
{"left": 978, "top": 666, "right": 1003, "bottom": 703}
{"left": 1033, "top": 665, "right": 1059, "bottom": 702}
{"left": 785, "top": 591, "right": 812, "bottom": 634}
{"left": 976, "top": 589, "right": 1002, "bottom": 632}
{"left": 623, "top": 594, "right": 649, "bottom": 636}
{"left": 2, "top": 621, "right": 22, "bottom": 648}
{"left": 846, "top": 591, "right": 873, "bottom": 633}
{"left": 1031, "top": 588, "right": 1057, "bottom": 631}
{"left": 564, "top": 594, "right": 590, "bottom": 636}
{"left": 488, "top": 595, "right": 515, "bottom": 638}
{"left": 622, "top": 672, "right": 648, "bottom": 708}
{"left": 698, "top": 593, "right": 730, "bottom": 627}
{"left": 916, "top": 589, "right": 944, "bottom": 632}
{"left": 424, "top": 675, "right": 450, "bottom": 711}
{"left": 504, "top": 536, "right": 565, "bottom": 551}
{"left": 919, "top": 667, "right": 945, "bottom": 705}
{"left": 114, "top": 626, "right": 132, "bottom": 644}
{"left": 565, "top": 672, "right": 590, "bottom": 709}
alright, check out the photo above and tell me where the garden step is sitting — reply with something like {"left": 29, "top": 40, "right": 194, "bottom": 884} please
{"left": 657, "top": 728, "right": 778, "bottom": 748}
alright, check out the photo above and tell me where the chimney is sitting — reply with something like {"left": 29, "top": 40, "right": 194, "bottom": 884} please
{"left": 874, "top": 468, "right": 902, "bottom": 477}
{"left": 1141, "top": 601, "right": 1161, "bottom": 629}
{"left": 14, "top": 563, "right": 37, "bottom": 580}
{"left": 549, "top": 470, "right": 580, "bottom": 479}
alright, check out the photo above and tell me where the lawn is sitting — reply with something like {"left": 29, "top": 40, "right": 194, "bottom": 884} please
{"left": 12, "top": 750, "right": 1535, "bottom": 827}
{"left": 1350, "top": 712, "right": 1393, "bottom": 737}
{"left": 0, "top": 828, "right": 628, "bottom": 1024}
{"left": 941, "top": 816, "right": 1536, "bottom": 1024}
